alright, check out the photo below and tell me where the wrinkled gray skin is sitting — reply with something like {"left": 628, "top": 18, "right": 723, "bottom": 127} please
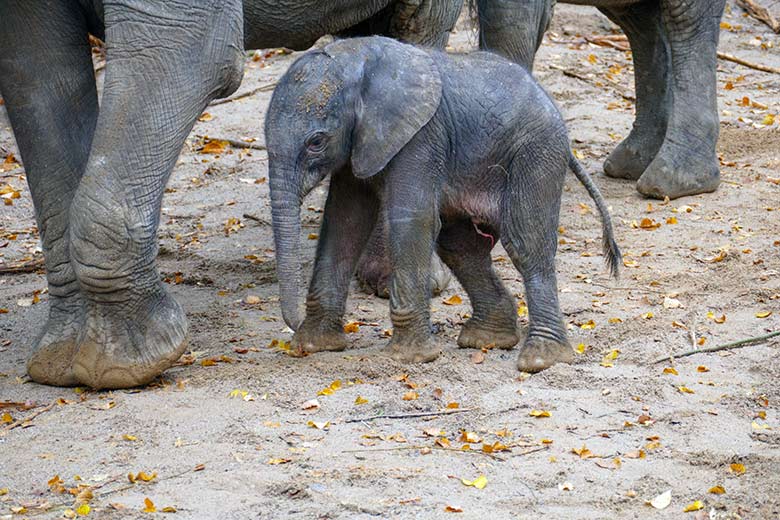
{"left": 473, "top": 0, "right": 727, "bottom": 200}
{"left": 0, "top": 0, "right": 461, "bottom": 389}
{"left": 266, "top": 37, "right": 621, "bottom": 372}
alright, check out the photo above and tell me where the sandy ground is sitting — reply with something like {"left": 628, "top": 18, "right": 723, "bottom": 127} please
{"left": 1, "top": 3, "right": 779, "bottom": 519}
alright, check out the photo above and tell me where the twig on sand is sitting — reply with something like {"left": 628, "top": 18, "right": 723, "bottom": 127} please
{"left": 0, "top": 402, "right": 55, "bottom": 436}
{"left": 193, "top": 135, "right": 267, "bottom": 151}
{"left": 344, "top": 408, "right": 474, "bottom": 423}
{"left": 652, "top": 330, "right": 780, "bottom": 364}
{"left": 342, "top": 445, "right": 506, "bottom": 461}
{"left": 548, "top": 64, "right": 636, "bottom": 102}
{"left": 209, "top": 82, "right": 278, "bottom": 106}
{"left": 243, "top": 213, "right": 269, "bottom": 225}
{"left": 717, "top": 51, "right": 780, "bottom": 74}
{"left": 0, "top": 257, "right": 45, "bottom": 275}
{"left": 736, "top": 0, "right": 780, "bottom": 33}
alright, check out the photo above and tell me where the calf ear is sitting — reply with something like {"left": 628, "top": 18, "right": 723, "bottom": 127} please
{"left": 327, "top": 37, "right": 442, "bottom": 179}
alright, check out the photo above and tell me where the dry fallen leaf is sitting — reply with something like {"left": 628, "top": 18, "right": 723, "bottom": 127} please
{"left": 650, "top": 490, "right": 672, "bottom": 510}
{"left": 317, "top": 380, "right": 342, "bottom": 396}
{"left": 442, "top": 294, "right": 463, "bottom": 305}
{"left": 683, "top": 500, "right": 704, "bottom": 513}
{"left": 445, "top": 505, "right": 463, "bottom": 513}
{"left": 402, "top": 391, "right": 419, "bottom": 401}
{"left": 529, "top": 409, "right": 551, "bottom": 418}
{"left": 460, "top": 475, "right": 487, "bottom": 489}
{"left": 301, "top": 398, "right": 320, "bottom": 410}
{"left": 709, "top": 485, "right": 725, "bottom": 495}
{"left": 343, "top": 322, "right": 360, "bottom": 333}
{"left": 729, "top": 463, "right": 745, "bottom": 475}
{"left": 354, "top": 396, "right": 368, "bottom": 405}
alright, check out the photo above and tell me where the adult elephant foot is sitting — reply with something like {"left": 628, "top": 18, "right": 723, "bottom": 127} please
{"left": 27, "top": 298, "right": 85, "bottom": 387}
{"left": 516, "top": 337, "right": 574, "bottom": 373}
{"left": 636, "top": 142, "right": 719, "bottom": 200}
{"left": 71, "top": 289, "right": 188, "bottom": 389}
{"left": 357, "top": 252, "right": 451, "bottom": 299}
{"left": 603, "top": 130, "right": 664, "bottom": 181}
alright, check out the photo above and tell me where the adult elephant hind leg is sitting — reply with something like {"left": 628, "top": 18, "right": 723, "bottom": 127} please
{"left": 0, "top": 2, "right": 98, "bottom": 386}
{"left": 600, "top": 4, "right": 671, "bottom": 181}
{"left": 69, "top": 0, "right": 245, "bottom": 389}
{"left": 637, "top": 0, "right": 726, "bottom": 199}
{"left": 436, "top": 219, "right": 519, "bottom": 350}
{"left": 502, "top": 152, "right": 573, "bottom": 373}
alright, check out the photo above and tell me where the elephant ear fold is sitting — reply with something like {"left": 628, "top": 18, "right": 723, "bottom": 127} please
{"left": 328, "top": 37, "right": 442, "bottom": 179}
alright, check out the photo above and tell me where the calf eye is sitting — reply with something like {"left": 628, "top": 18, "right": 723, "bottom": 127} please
{"left": 305, "top": 132, "right": 328, "bottom": 153}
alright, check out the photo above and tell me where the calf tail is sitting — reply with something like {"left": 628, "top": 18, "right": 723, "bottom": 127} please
{"left": 568, "top": 155, "right": 621, "bottom": 279}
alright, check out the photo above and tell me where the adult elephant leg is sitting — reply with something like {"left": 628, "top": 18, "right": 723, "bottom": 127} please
{"left": 0, "top": 2, "right": 97, "bottom": 386}
{"left": 600, "top": 4, "right": 671, "bottom": 181}
{"left": 637, "top": 0, "right": 726, "bottom": 199}
{"left": 69, "top": 0, "right": 244, "bottom": 389}
{"left": 475, "top": 0, "right": 553, "bottom": 70}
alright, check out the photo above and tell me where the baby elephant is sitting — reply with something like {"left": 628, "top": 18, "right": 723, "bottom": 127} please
{"left": 265, "top": 36, "right": 620, "bottom": 372}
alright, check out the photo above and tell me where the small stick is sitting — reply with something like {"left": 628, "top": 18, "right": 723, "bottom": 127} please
{"left": 549, "top": 64, "right": 636, "bottom": 102}
{"left": 0, "top": 402, "right": 55, "bottom": 435}
{"left": 736, "top": 0, "right": 780, "bottom": 33}
{"left": 0, "top": 257, "right": 45, "bottom": 274}
{"left": 243, "top": 213, "right": 269, "bottom": 225}
{"left": 193, "top": 135, "right": 267, "bottom": 151}
{"left": 341, "top": 445, "right": 506, "bottom": 461}
{"left": 344, "top": 407, "right": 474, "bottom": 423}
{"left": 652, "top": 330, "right": 780, "bottom": 364}
{"left": 209, "top": 82, "right": 278, "bottom": 106}
{"left": 717, "top": 51, "right": 780, "bottom": 74}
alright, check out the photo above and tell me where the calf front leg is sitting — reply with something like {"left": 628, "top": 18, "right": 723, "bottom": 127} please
{"left": 293, "top": 172, "right": 379, "bottom": 354}
{"left": 636, "top": 0, "right": 726, "bottom": 199}
{"left": 68, "top": 0, "right": 244, "bottom": 389}
{"left": 0, "top": 2, "right": 98, "bottom": 386}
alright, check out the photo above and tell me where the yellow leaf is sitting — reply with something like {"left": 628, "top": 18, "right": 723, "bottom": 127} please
{"left": 267, "top": 458, "right": 291, "bottom": 465}
{"left": 587, "top": 54, "right": 597, "bottom": 64}
{"left": 642, "top": 312, "right": 654, "bottom": 319}
{"left": 135, "top": 472, "right": 157, "bottom": 482}
{"left": 696, "top": 366, "right": 709, "bottom": 373}
{"left": 76, "top": 504, "right": 90, "bottom": 516}
{"left": 442, "top": 295, "right": 463, "bottom": 306}
{"left": 608, "top": 317, "right": 623, "bottom": 324}
{"left": 639, "top": 218, "right": 661, "bottom": 230}
{"left": 683, "top": 501, "right": 704, "bottom": 512}
{"left": 446, "top": 402, "right": 459, "bottom": 409}
{"left": 756, "top": 311, "right": 772, "bottom": 318}
{"left": 666, "top": 216, "right": 678, "bottom": 225}
{"left": 600, "top": 349, "right": 620, "bottom": 367}
{"left": 142, "top": 497, "right": 157, "bottom": 513}
{"left": 576, "top": 343, "right": 587, "bottom": 354}
{"left": 459, "top": 431, "right": 481, "bottom": 443}
{"left": 199, "top": 139, "right": 229, "bottom": 154}
{"left": 402, "top": 391, "right": 419, "bottom": 401}
{"left": 343, "top": 322, "right": 360, "bottom": 333}
{"left": 761, "top": 114, "right": 775, "bottom": 125}
{"left": 307, "top": 420, "right": 330, "bottom": 430}
{"left": 573, "top": 148, "right": 585, "bottom": 159}
{"left": 678, "top": 386, "right": 695, "bottom": 394}
{"left": 517, "top": 304, "right": 528, "bottom": 317}
{"left": 317, "top": 380, "right": 342, "bottom": 396}
{"left": 0, "top": 488, "right": 7, "bottom": 496}
{"left": 662, "top": 367, "right": 678, "bottom": 375}
{"left": 529, "top": 409, "right": 551, "bottom": 418}
{"left": 1, "top": 412, "right": 12, "bottom": 423}
{"left": 354, "top": 396, "right": 368, "bottom": 405}
{"left": 579, "top": 319, "right": 596, "bottom": 330}
{"left": 198, "top": 112, "right": 213, "bottom": 122}
{"left": 123, "top": 434, "right": 138, "bottom": 441}
{"left": 572, "top": 445, "right": 594, "bottom": 459}
{"left": 730, "top": 463, "right": 746, "bottom": 475}
{"left": 162, "top": 506, "right": 177, "bottom": 513}
{"left": 461, "top": 475, "right": 488, "bottom": 489}
{"left": 709, "top": 485, "right": 726, "bottom": 494}
{"left": 307, "top": 233, "right": 319, "bottom": 240}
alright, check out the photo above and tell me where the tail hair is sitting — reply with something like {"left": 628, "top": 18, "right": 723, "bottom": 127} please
{"left": 568, "top": 156, "right": 621, "bottom": 279}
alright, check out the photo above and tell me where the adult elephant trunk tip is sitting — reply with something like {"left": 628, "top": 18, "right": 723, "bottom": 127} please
{"left": 271, "top": 188, "right": 304, "bottom": 332}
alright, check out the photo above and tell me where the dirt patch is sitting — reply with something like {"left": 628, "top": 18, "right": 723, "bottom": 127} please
{"left": 1, "top": 2, "right": 779, "bottom": 519}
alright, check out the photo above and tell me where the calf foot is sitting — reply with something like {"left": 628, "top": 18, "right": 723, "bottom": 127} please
{"left": 636, "top": 141, "right": 719, "bottom": 200}
{"left": 27, "top": 297, "right": 85, "bottom": 387}
{"left": 516, "top": 336, "right": 574, "bottom": 373}
{"left": 383, "top": 336, "right": 441, "bottom": 363}
{"left": 71, "top": 288, "right": 188, "bottom": 389}
{"left": 457, "top": 319, "right": 519, "bottom": 350}
{"left": 292, "top": 318, "right": 348, "bottom": 354}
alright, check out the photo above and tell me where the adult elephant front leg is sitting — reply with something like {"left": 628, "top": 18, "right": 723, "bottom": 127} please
{"left": 636, "top": 0, "right": 726, "bottom": 199}
{"left": 0, "top": 2, "right": 98, "bottom": 386}
{"left": 69, "top": 0, "right": 244, "bottom": 389}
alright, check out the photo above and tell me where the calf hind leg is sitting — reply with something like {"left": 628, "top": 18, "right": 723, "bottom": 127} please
{"left": 436, "top": 218, "right": 519, "bottom": 350}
